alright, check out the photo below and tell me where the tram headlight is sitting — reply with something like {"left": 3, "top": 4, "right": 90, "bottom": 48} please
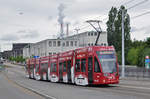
{"left": 103, "top": 80, "right": 106, "bottom": 83}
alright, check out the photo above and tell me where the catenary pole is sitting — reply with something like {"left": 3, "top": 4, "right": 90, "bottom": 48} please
{"left": 121, "top": 9, "right": 125, "bottom": 78}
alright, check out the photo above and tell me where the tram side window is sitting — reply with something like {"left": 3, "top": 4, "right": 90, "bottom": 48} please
{"left": 35, "top": 64, "right": 39, "bottom": 72}
{"left": 53, "top": 63, "right": 57, "bottom": 72}
{"left": 94, "top": 57, "right": 101, "bottom": 72}
{"left": 30, "top": 64, "right": 34, "bottom": 69}
{"left": 63, "top": 61, "right": 67, "bottom": 72}
{"left": 67, "top": 60, "right": 71, "bottom": 70}
{"left": 59, "top": 63, "right": 63, "bottom": 71}
{"left": 88, "top": 57, "right": 93, "bottom": 68}
{"left": 81, "top": 59, "right": 86, "bottom": 72}
{"left": 41, "top": 63, "right": 48, "bottom": 72}
{"left": 75, "top": 59, "right": 80, "bottom": 72}
{"left": 51, "top": 63, "right": 57, "bottom": 72}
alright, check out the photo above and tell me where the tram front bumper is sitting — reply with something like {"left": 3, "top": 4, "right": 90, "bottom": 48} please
{"left": 103, "top": 76, "right": 119, "bottom": 84}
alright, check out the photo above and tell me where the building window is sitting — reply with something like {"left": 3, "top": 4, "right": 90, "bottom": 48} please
{"left": 104, "top": 43, "right": 106, "bottom": 46}
{"left": 57, "top": 41, "right": 61, "bottom": 46}
{"left": 49, "top": 41, "right": 52, "bottom": 47}
{"left": 62, "top": 42, "right": 65, "bottom": 47}
{"left": 66, "top": 41, "right": 69, "bottom": 46}
{"left": 53, "top": 41, "right": 56, "bottom": 47}
{"left": 91, "top": 43, "right": 93, "bottom": 46}
{"left": 91, "top": 32, "right": 93, "bottom": 36}
{"left": 49, "top": 52, "right": 52, "bottom": 55}
{"left": 88, "top": 43, "right": 90, "bottom": 46}
{"left": 94, "top": 32, "right": 97, "bottom": 36}
{"left": 53, "top": 52, "right": 56, "bottom": 55}
{"left": 101, "top": 43, "right": 103, "bottom": 46}
{"left": 88, "top": 32, "right": 90, "bottom": 36}
{"left": 71, "top": 41, "right": 73, "bottom": 46}
{"left": 75, "top": 41, "right": 77, "bottom": 46}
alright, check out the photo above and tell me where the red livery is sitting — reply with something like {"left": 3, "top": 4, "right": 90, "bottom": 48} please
{"left": 26, "top": 46, "right": 119, "bottom": 86}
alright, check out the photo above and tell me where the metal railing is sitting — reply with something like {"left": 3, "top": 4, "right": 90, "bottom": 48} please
{"left": 119, "top": 66, "right": 150, "bottom": 80}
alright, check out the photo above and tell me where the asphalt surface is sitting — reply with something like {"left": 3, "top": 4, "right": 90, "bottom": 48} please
{"left": 0, "top": 72, "right": 44, "bottom": 99}
{"left": 3, "top": 62, "right": 150, "bottom": 99}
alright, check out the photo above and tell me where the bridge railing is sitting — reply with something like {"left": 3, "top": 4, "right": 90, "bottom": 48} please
{"left": 119, "top": 66, "right": 150, "bottom": 80}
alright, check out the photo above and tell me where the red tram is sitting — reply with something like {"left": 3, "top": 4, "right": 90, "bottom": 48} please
{"left": 26, "top": 46, "right": 119, "bottom": 85}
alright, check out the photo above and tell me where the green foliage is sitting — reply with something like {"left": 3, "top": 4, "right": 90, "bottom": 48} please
{"left": 126, "top": 37, "right": 150, "bottom": 67}
{"left": 107, "top": 5, "right": 131, "bottom": 53}
{"left": 127, "top": 47, "right": 139, "bottom": 65}
{"left": 145, "top": 37, "right": 150, "bottom": 47}
{"left": 9, "top": 56, "right": 26, "bottom": 63}
{"left": 137, "top": 47, "right": 150, "bottom": 67}
{"left": 107, "top": 5, "right": 131, "bottom": 65}
{"left": 116, "top": 51, "right": 122, "bottom": 64}
{"left": 106, "top": 7, "right": 117, "bottom": 46}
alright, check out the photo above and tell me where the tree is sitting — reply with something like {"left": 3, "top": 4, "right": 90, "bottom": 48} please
{"left": 9, "top": 56, "right": 26, "bottom": 63}
{"left": 127, "top": 47, "right": 139, "bottom": 65}
{"left": 106, "top": 5, "right": 131, "bottom": 64}
{"left": 145, "top": 37, "right": 150, "bottom": 47}
{"left": 137, "top": 47, "right": 150, "bottom": 67}
{"left": 114, "top": 5, "right": 131, "bottom": 52}
{"left": 106, "top": 7, "right": 118, "bottom": 46}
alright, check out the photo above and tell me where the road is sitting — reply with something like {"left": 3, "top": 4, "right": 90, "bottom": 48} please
{"left": 0, "top": 71, "right": 44, "bottom": 99}
{"left": 3, "top": 62, "right": 150, "bottom": 99}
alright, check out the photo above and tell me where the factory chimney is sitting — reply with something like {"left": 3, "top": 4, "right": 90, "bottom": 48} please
{"left": 66, "top": 23, "right": 69, "bottom": 36}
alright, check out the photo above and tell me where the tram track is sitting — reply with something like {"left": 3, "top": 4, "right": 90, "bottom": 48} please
{"left": 5, "top": 64, "right": 150, "bottom": 99}
{"left": 84, "top": 84, "right": 150, "bottom": 98}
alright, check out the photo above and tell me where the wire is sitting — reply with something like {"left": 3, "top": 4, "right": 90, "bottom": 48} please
{"left": 132, "top": 10, "right": 150, "bottom": 19}
{"left": 127, "top": 0, "right": 148, "bottom": 10}
{"left": 75, "top": 0, "right": 139, "bottom": 32}
{"left": 122, "top": 0, "right": 137, "bottom": 6}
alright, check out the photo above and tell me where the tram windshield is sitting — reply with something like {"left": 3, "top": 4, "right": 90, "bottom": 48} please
{"left": 96, "top": 51, "right": 117, "bottom": 73}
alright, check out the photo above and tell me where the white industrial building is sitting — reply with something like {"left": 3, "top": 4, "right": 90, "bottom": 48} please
{"left": 23, "top": 31, "right": 107, "bottom": 58}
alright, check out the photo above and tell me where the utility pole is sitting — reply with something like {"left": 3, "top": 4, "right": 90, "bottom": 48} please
{"left": 86, "top": 20, "right": 102, "bottom": 46}
{"left": 121, "top": 9, "right": 125, "bottom": 78}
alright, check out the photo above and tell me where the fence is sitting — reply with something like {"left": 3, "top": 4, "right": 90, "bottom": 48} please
{"left": 119, "top": 66, "right": 150, "bottom": 80}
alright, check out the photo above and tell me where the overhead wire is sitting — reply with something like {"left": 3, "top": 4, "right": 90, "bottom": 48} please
{"left": 132, "top": 10, "right": 150, "bottom": 19}
{"left": 75, "top": 0, "right": 138, "bottom": 32}
{"left": 127, "top": 0, "right": 148, "bottom": 10}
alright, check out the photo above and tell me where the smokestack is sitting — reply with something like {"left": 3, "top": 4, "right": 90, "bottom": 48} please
{"left": 61, "top": 23, "right": 64, "bottom": 36}
{"left": 66, "top": 23, "right": 69, "bottom": 36}
{"left": 57, "top": 3, "right": 65, "bottom": 38}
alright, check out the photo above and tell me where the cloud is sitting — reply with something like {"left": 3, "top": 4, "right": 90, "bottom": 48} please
{"left": 48, "top": 16, "right": 53, "bottom": 20}
{"left": 131, "top": 25, "right": 150, "bottom": 34}
{"left": 0, "top": 34, "right": 19, "bottom": 41}
{"left": 17, "top": 29, "right": 40, "bottom": 38}
{"left": 145, "top": 26, "right": 150, "bottom": 34}
{"left": 0, "top": 0, "right": 150, "bottom": 51}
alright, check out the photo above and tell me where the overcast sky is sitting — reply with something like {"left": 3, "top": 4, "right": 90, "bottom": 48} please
{"left": 0, "top": 0, "right": 150, "bottom": 51}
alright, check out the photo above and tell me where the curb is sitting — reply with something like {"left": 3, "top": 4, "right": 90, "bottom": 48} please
{"left": 4, "top": 72, "right": 57, "bottom": 99}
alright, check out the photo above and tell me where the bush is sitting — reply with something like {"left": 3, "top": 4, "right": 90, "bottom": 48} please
{"left": 9, "top": 56, "right": 26, "bottom": 63}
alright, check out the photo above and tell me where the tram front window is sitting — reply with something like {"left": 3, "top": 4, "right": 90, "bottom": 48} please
{"left": 96, "top": 51, "right": 117, "bottom": 73}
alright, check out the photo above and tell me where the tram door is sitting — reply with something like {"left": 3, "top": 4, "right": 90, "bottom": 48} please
{"left": 67, "top": 60, "right": 72, "bottom": 83}
{"left": 59, "top": 63, "right": 63, "bottom": 82}
{"left": 88, "top": 57, "right": 93, "bottom": 84}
